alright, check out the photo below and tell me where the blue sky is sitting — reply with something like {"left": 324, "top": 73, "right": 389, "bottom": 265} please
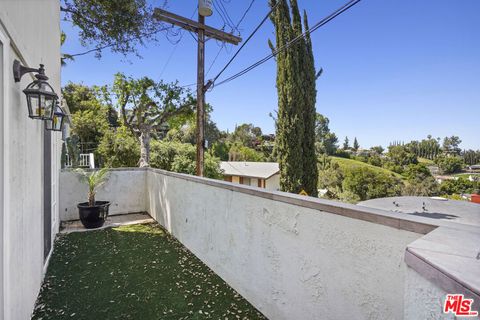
{"left": 61, "top": 0, "right": 479, "bottom": 150}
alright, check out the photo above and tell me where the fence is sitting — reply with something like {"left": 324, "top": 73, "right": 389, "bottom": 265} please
{"left": 65, "top": 153, "right": 95, "bottom": 168}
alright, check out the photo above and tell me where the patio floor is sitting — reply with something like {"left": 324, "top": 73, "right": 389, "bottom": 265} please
{"left": 32, "top": 222, "right": 266, "bottom": 320}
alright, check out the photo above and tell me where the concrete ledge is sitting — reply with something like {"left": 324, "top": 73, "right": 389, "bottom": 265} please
{"left": 148, "top": 168, "right": 438, "bottom": 235}
{"left": 405, "top": 247, "right": 480, "bottom": 312}
{"left": 405, "top": 225, "right": 480, "bottom": 306}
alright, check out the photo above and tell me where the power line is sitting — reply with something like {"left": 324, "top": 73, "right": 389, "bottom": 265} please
{"left": 213, "top": 0, "right": 361, "bottom": 88}
{"left": 159, "top": 8, "right": 198, "bottom": 78}
{"left": 214, "top": 0, "right": 238, "bottom": 33}
{"left": 205, "top": 0, "right": 257, "bottom": 77}
{"left": 208, "top": 1, "right": 281, "bottom": 87}
{"left": 236, "top": 0, "right": 255, "bottom": 31}
{"left": 206, "top": 43, "right": 226, "bottom": 76}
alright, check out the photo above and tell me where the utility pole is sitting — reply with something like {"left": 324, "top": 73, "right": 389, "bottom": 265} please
{"left": 153, "top": 6, "right": 241, "bottom": 176}
{"left": 196, "top": 14, "right": 206, "bottom": 176}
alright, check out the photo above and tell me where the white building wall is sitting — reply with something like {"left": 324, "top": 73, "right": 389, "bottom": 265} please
{"left": 265, "top": 173, "right": 280, "bottom": 191}
{"left": 404, "top": 267, "right": 453, "bottom": 320}
{"left": 145, "top": 169, "right": 422, "bottom": 320}
{"left": 59, "top": 169, "right": 148, "bottom": 221}
{"left": 0, "top": 1, "right": 61, "bottom": 319}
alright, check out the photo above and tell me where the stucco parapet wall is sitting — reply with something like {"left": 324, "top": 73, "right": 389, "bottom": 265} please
{"left": 62, "top": 167, "right": 480, "bottom": 305}
{"left": 147, "top": 168, "right": 480, "bottom": 304}
{"left": 61, "top": 167, "right": 148, "bottom": 172}
{"left": 148, "top": 168, "right": 439, "bottom": 234}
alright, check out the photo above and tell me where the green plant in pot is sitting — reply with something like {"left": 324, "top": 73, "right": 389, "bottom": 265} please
{"left": 75, "top": 168, "right": 111, "bottom": 229}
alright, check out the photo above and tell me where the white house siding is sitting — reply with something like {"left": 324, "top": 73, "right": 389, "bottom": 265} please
{"left": 265, "top": 173, "right": 280, "bottom": 191}
{"left": 0, "top": 1, "right": 61, "bottom": 319}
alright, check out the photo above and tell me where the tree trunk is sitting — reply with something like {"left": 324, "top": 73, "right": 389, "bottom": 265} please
{"left": 138, "top": 130, "right": 151, "bottom": 168}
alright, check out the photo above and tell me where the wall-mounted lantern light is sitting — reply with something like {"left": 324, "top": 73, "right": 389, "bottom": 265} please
{"left": 46, "top": 103, "right": 67, "bottom": 132}
{"left": 13, "top": 60, "right": 58, "bottom": 120}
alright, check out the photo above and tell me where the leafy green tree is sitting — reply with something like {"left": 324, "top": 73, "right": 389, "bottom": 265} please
{"left": 71, "top": 107, "right": 110, "bottom": 147}
{"left": 435, "top": 155, "right": 464, "bottom": 174}
{"left": 63, "top": 82, "right": 99, "bottom": 113}
{"left": 341, "top": 167, "right": 403, "bottom": 202}
{"left": 228, "top": 143, "right": 265, "bottom": 162}
{"left": 403, "top": 163, "right": 432, "bottom": 181}
{"left": 370, "top": 146, "right": 384, "bottom": 155}
{"left": 63, "top": 82, "right": 116, "bottom": 157}
{"left": 353, "top": 137, "right": 360, "bottom": 152}
{"left": 61, "top": 0, "right": 162, "bottom": 60}
{"left": 461, "top": 149, "right": 480, "bottom": 166}
{"left": 386, "top": 145, "right": 418, "bottom": 172}
{"left": 367, "top": 154, "right": 383, "bottom": 167}
{"left": 317, "top": 155, "right": 343, "bottom": 199}
{"left": 401, "top": 163, "right": 439, "bottom": 196}
{"left": 343, "top": 137, "right": 350, "bottom": 150}
{"left": 113, "top": 73, "right": 195, "bottom": 167}
{"left": 442, "top": 136, "right": 462, "bottom": 155}
{"left": 166, "top": 104, "right": 223, "bottom": 149}
{"left": 97, "top": 125, "right": 140, "bottom": 167}
{"left": 314, "top": 113, "right": 338, "bottom": 155}
{"left": 269, "top": 0, "right": 318, "bottom": 196}
{"left": 230, "top": 123, "right": 263, "bottom": 148}
{"left": 210, "top": 142, "right": 230, "bottom": 161}
{"left": 440, "top": 178, "right": 478, "bottom": 195}
{"left": 149, "top": 140, "right": 222, "bottom": 179}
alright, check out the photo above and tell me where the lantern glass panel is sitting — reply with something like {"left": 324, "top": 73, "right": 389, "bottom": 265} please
{"left": 26, "top": 94, "right": 39, "bottom": 118}
{"left": 23, "top": 80, "right": 58, "bottom": 120}
{"left": 44, "top": 96, "right": 55, "bottom": 119}
{"left": 46, "top": 106, "right": 66, "bottom": 131}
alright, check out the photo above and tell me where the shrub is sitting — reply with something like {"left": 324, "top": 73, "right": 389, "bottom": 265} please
{"left": 439, "top": 178, "right": 478, "bottom": 195}
{"left": 435, "top": 156, "right": 464, "bottom": 174}
{"left": 334, "top": 149, "right": 351, "bottom": 159}
{"left": 341, "top": 167, "right": 403, "bottom": 202}
{"left": 150, "top": 140, "right": 222, "bottom": 179}
{"left": 367, "top": 155, "right": 383, "bottom": 167}
{"left": 97, "top": 126, "right": 139, "bottom": 167}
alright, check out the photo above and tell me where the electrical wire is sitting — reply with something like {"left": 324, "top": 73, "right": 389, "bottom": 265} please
{"left": 208, "top": 1, "right": 281, "bottom": 86}
{"left": 159, "top": 8, "right": 198, "bottom": 78}
{"left": 235, "top": 0, "right": 255, "bottom": 32}
{"left": 214, "top": 0, "right": 238, "bottom": 33}
{"left": 212, "top": 0, "right": 361, "bottom": 88}
{"left": 205, "top": 0, "right": 256, "bottom": 76}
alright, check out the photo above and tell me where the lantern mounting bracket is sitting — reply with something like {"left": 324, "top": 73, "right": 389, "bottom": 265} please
{"left": 13, "top": 60, "right": 49, "bottom": 82}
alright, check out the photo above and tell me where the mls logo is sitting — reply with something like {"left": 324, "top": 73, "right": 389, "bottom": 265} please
{"left": 443, "top": 294, "right": 478, "bottom": 317}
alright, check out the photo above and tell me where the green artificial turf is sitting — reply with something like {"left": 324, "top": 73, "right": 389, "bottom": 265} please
{"left": 32, "top": 223, "right": 266, "bottom": 320}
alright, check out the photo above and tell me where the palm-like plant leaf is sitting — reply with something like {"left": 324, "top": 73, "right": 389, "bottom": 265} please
{"left": 75, "top": 168, "right": 110, "bottom": 206}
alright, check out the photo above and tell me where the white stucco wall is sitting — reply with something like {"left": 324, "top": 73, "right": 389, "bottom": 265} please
{"left": 0, "top": 1, "right": 61, "bottom": 319}
{"left": 59, "top": 169, "right": 148, "bottom": 221}
{"left": 145, "top": 169, "right": 422, "bottom": 320}
{"left": 404, "top": 267, "right": 453, "bottom": 320}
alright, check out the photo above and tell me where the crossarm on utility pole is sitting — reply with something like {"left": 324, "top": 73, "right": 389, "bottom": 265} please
{"left": 153, "top": 8, "right": 242, "bottom": 45}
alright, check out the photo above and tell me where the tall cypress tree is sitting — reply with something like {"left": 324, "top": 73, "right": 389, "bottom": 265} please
{"left": 270, "top": 0, "right": 318, "bottom": 196}
{"left": 270, "top": 0, "right": 304, "bottom": 193}
{"left": 300, "top": 8, "right": 318, "bottom": 196}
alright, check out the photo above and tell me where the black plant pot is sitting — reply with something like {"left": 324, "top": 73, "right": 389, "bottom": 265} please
{"left": 77, "top": 201, "right": 111, "bottom": 229}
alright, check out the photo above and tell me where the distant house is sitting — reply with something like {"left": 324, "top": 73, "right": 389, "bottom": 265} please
{"left": 220, "top": 162, "right": 280, "bottom": 190}
{"left": 468, "top": 164, "right": 480, "bottom": 172}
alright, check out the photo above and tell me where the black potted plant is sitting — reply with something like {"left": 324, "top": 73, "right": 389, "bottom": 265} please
{"left": 75, "top": 168, "right": 111, "bottom": 229}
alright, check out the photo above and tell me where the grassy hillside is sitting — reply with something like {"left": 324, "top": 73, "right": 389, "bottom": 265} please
{"left": 331, "top": 156, "right": 403, "bottom": 179}
{"left": 418, "top": 157, "right": 435, "bottom": 165}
